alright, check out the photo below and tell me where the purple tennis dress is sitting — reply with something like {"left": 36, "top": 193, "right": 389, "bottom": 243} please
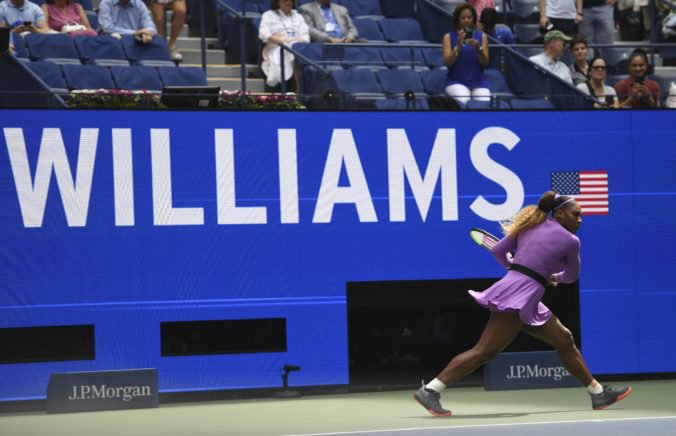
{"left": 469, "top": 218, "right": 581, "bottom": 326}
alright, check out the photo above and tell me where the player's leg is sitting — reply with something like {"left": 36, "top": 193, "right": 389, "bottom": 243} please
{"left": 414, "top": 311, "right": 523, "bottom": 416}
{"left": 522, "top": 315, "right": 632, "bottom": 409}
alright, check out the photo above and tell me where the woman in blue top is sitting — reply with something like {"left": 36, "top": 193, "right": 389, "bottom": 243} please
{"left": 443, "top": 4, "right": 490, "bottom": 105}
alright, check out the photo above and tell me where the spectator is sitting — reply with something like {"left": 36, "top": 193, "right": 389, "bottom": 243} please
{"left": 0, "top": 0, "right": 51, "bottom": 34}
{"left": 469, "top": 0, "right": 495, "bottom": 18}
{"left": 529, "top": 30, "right": 573, "bottom": 83}
{"left": 443, "top": 3, "right": 490, "bottom": 105}
{"left": 479, "top": 7, "right": 515, "bottom": 44}
{"left": 569, "top": 36, "right": 589, "bottom": 85}
{"left": 577, "top": 56, "right": 619, "bottom": 107}
{"left": 148, "top": 0, "right": 186, "bottom": 61}
{"left": 259, "top": 0, "right": 309, "bottom": 92}
{"left": 614, "top": 48, "right": 660, "bottom": 108}
{"left": 539, "top": 0, "right": 583, "bottom": 36}
{"left": 98, "top": 0, "right": 157, "bottom": 44}
{"left": 41, "top": 0, "right": 97, "bottom": 36}
{"left": 299, "top": 0, "right": 360, "bottom": 43}
{"left": 578, "top": 0, "right": 615, "bottom": 45}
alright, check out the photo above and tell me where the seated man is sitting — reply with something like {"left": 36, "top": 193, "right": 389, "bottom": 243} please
{"left": 529, "top": 30, "right": 573, "bottom": 84}
{"left": 0, "top": 0, "right": 51, "bottom": 35}
{"left": 299, "top": 0, "right": 360, "bottom": 43}
{"left": 98, "top": 0, "right": 157, "bottom": 44}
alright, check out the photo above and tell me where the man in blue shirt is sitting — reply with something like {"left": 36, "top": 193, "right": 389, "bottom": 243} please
{"left": 98, "top": 0, "right": 157, "bottom": 44}
{"left": 529, "top": 30, "right": 573, "bottom": 83}
{"left": 299, "top": 0, "right": 359, "bottom": 43}
{"left": 0, "top": 0, "right": 50, "bottom": 34}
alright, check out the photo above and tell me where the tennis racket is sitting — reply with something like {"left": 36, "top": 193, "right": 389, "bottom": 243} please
{"left": 470, "top": 228, "right": 514, "bottom": 261}
{"left": 469, "top": 228, "right": 500, "bottom": 252}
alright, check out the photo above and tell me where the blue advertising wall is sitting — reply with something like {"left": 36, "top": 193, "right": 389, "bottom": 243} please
{"left": 1, "top": 110, "right": 675, "bottom": 401}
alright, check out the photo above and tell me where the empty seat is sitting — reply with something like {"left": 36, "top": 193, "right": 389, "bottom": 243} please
{"left": 509, "top": 98, "right": 554, "bottom": 109}
{"left": 465, "top": 99, "right": 511, "bottom": 109}
{"left": 61, "top": 64, "right": 115, "bottom": 90}
{"left": 421, "top": 47, "right": 444, "bottom": 69}
{"left": 375, "top": 68, "right": 426, "bottom": 97}
{"left": 73, "top": 0, "right": 93, "bottom": 10}
{"left": 341, "top": 46, "right": 383, "bottom": 68}
{"left": 512, "top": 0, "right": 540, "bottom": 23}
{"left": 12, "top": 34, "right": 29, "bottom": 60}
{"left": 514, "top": 24, "right": 542, "bottom": 44}
{"left": 293, "top": 43, "right": 322, "bottom": 66}
{"left": 484, "top": 68, "right": 512, "bottom": 94}
{"left": 346, "top": 0, "right": 383, "bottom": 18}
{"left": 374, "top": 97, "right": 430, "bottom": 110}
{"left": 353, "top": 18, "right": 385, "bottom": 41}
{"left": 599, "top": 47, "right": 632, "bottom": 75}
{"left": 380, "top": 45, "right": 425, "bottom": 68}
{"left": 26, "top": 61, "right": 68, "bottom": 94}
{"left": 110, "top": 65, "right": 163, "bottom": 91}
{"left": 330, "top": 68, "right": 382, "bottom": 94}
{"left": 421, "top": 67, "right": 447, "bottom": 95}
{"left": 24, "top": 33, "right": 81, "bottom": 64}
{"left": 378, "top": 18, "right": 425, "bottom": 42}
{"left": 74, "top": 35, "right": 129, "bottom": 66}
{"left": 158, "top": 66, "right": 209, "bottom": 86}
{"left": 121, "top": 35, "right": 175, "bottom": 66}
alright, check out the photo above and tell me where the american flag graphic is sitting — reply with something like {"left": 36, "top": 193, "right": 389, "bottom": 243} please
{"left": 550, "top": 171, "right": 609, "bottom": 215}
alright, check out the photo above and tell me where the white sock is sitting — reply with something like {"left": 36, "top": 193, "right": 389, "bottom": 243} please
{"left": 425, "top": 378, "right": 447, "bottom": 393}
{"left": 587, "top": 381, "right": 603, "bottom": 395}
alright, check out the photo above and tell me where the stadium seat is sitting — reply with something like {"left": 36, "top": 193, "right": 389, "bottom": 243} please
{"left": 110, "top": 65, "right": 163, "bottom": 91}
{"left": 514, "top": 24, "right": 543, "bottom": 44}
{"left": 375, "top": 68, "right": 426, "bottom": 97}
{"left": 512, "top": 0, "right": 541, "bottom": 23}
{"left": 374, "top": 97, "right": 429, "bottom": 110}
{"left": 341, "top": 46, "right": 384, "bottom": 68}
{"left": 293, "top": 43, "right": 322, "bottom": 66}
{"left": 378, "top": 18, "right": 425, "bottom": 43}
{"left": 346, "top": 0, "right": 383, "bottom": 18}
{"left": 61, "top": 64, "right": 115, "bottom": 90}
{"left": 24, "top": 33, "right": 81, "bottom": 64}
{"left": 379, "top": 0, "right": 415, "bottom": 18}
{"left": 73, "top": 0, "right": 93, "bottom": 10}
{"left": 484, "top": 68, "right": 512, "bottom": 94}
{"left": 420, "top": 67, "right": 447, "bottom": 95}
{"left": 509, "top": 98, "right": 554, "bottom": 109}
{"left": 434, "top": 0, "right": 466, "bottom": 14}
{"left": 158, "top": 66, "right": 209, "bottom": 86}
{"left": 12, "top": 34, "right": 28, "bottom": 60}
{"left": 599, "top": 47, "right": 632, "bottom": 75}
{"left": 74, "top": 35, "right": 130, "bottom": 66}
{"left": 380, "top": 46, "right": 425, "bottom": 68}
{"left": 421, "top": 47, "right": 444, "bottom": 69}
{"left": 353, "top": 18, "right": 385, "bottom": 41}
{"left": 121, "top": 35, "right": 175, "bottom": 67}
{"left": 465, "top": 99, "right": 511, "bottom": 109}
{"left": 25, "top": 61, "right": 68, "bottom": 95}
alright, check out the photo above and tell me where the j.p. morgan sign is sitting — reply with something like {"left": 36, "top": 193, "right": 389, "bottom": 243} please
{"left": 484, "top": 351, "right": 578, "bottom": 391}
{"left": 47, "top": 369, "right": 158, "bottom": 413}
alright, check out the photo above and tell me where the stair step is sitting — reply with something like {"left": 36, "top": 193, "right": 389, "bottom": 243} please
{"left": 175, "top": 37, "right": 220, "bottom": 50}
{"left": 178, "top": 48, "right": 225, "bottom": 65}
{"left": 208, "top": 77, "right": 265, "bottom": 92}
{"left": 183, "top": 63, "right": 260, "bottom": 78}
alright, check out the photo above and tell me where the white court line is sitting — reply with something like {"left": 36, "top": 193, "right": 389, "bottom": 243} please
{"left": 281, "top": 415, "right": 676, "bottom": 436}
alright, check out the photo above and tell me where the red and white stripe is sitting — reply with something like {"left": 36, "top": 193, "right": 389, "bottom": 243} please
{"left": 575, "top": 171, "right": 608, "bottom": 215}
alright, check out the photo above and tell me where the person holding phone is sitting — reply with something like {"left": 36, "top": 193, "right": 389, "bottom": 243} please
{"left": 614, "top": 48, "right": 661, "bottom": 108}
{"left": 442, "top": 3, "right": 490, "bottom": 105}
{"left": 0, "top": 0, "right": 50, "bottom": 34}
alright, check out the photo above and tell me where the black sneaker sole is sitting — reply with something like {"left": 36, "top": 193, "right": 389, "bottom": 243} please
{"left": 593, "top": 386, "right": 633, "bottom": 410}
{"left": 413, "top": 394, "right": 452, "bottom": 417}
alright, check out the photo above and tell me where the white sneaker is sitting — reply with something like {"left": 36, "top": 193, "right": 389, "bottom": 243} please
{"left": 169, "top": 46, "right": 183, "bottom": 61}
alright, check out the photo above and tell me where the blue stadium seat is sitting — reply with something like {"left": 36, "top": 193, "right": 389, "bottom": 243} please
{"left": 599, "top": 47, "right": 632, "bottom": 75}
{"left": 158, "top": 66, "right": 209, "bottom": 86}
{"left": 341, "top": 46, "right": 383, "bottom": 68}
{"left": 378, "top": 18, "right": 425, "bottom": 42}
{"left": 484, "top": 68, "right": 512, "bottom": 94}
{"left": 380, "top": 46, "right": 425, "bottom": 68}
{"left": 74, "top": 35, "right": 130, "bottom": 66}
{"left": 293, "top": 43, "right": 323, "bottom": 66}
{"left": 434, "top": 0, "right": 466, "bottom": 14}
{"left": 345, "top": 0, "right": 383, "bottom": 18}
{"left": 121, "top": 35, "right": 175, "bottom": 66}
{"left": 374, "top": 97, "right": 429, "bottom": 110}
{"left": 514, "top": 24, "right": 543, "bottom": 44}
{"left": 12, "top": 34, "right": 29, "bottom": 60}
{"left": 61, "top": 64, "right": 115, "bottom": 90}
{"left": 421, "top": 47, "right": 444, "bottom": 69}
{"left": 512, "top": 0, "right": 541, "bottom": 23}
{"left": 86, "top": 11, "right": 98, "bottom": 30}
{"left": 110, "top": 66, "right": 163, "bottom": 91}
{"left": 353, "top": 18, "right": 385, "bottom": 41}
{"left": 25, "top": 61, "right": 68, "bottom": 94}
{"left": 465, "top": 99, "right": 511, "bottom": 110}
{"left": 330, "top": 68, "right": 383, "bottom": 94}
{"left": 420, "top": 67, "right": 447, "bottom": 95}
{"left": 73, "top": 0, "right": 93, "bottom": 10}
{"left": 24, "top": 33, "right": 81, "bottom": 64}
{"left": 509, "top": 98, "right": 555, "bottom": 109}
{"left": 379, "top": 0, "right": 415, "bottom": 18}
{"left": 375, "top": 68, "right": 425, "bottom": 97}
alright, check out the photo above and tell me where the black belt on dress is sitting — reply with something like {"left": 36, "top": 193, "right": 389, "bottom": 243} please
{"left": 509, "top": 263, "right": 548, "bottom": 287}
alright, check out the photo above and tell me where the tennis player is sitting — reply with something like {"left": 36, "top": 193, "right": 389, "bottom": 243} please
{"left": 414, "top": 190, "right": 632, "bottom": 416}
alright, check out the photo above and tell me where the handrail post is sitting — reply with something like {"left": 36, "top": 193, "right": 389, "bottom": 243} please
{"left": 239, "top": 2, "right": 247, "bottom": 94}
{"left": 280, "top": 46, "right": 286, "bottom": 93}
{"left": 199, "top": 0, "right": 206, "bottom": 73}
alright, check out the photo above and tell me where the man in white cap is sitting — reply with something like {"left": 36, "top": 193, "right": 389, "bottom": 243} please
{"left": 529, "top": 30, "right": 573, "bottom": 83}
